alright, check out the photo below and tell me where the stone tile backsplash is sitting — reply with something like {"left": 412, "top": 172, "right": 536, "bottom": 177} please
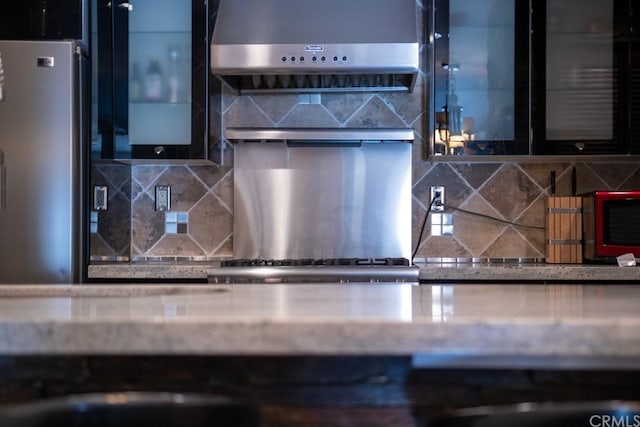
{"left": 91, "top": 158, "right": 640, "bottom": 261}
{"left": 90, "top": 0, "right": 640, "bottom": 262}
{"left": 90, "top": 162, "right": 131, "bottom": 261}
{"left": 91, "top": 163, "right": 233, "bottom": 261}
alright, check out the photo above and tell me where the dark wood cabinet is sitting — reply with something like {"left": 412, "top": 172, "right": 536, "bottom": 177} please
{"left": 92, "top": 0, "right": 208, "bottom": 160}
{"left": 429, "top": 0, "right": 640, "bottom": 157}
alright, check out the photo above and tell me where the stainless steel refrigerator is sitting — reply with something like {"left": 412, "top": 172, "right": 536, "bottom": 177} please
{"left": 0, "top": 39, "right": 87, "bottom": 283}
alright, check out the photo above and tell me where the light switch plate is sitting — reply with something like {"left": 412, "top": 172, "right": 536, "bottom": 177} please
{"left": 155, "top": 185, "right": 171, "bottom": 211}
{"left": 93, "top": 185, "right": 108, "bottom": 211}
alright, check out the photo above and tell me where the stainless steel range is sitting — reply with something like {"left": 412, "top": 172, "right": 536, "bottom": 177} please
{"left": 207, "top": 128, "right": 418, "bottom": 284}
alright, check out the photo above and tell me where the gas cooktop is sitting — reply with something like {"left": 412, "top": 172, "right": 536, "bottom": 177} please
{"left": 208, "top": 258, "right": 419, "bottom": 284}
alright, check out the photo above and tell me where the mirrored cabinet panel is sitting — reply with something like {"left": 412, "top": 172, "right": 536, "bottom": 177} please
{"left": 92, "top": 0, "right": 207, "bottom": 160}
{"left": 429, "top": 0, "right": 640, "bottom": 157}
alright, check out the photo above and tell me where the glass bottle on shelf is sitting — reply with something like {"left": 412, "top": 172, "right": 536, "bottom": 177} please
{"left": 167, "top": 45, "right": 181, "bottom": 103}
{"left": 129, "top": 62, "right": 142, "bottom": 102}
{"left": 144, "top": 59, "right": 164, "bottom": 102}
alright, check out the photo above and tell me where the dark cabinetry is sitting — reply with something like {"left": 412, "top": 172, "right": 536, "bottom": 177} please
{"left": 430, "top": 0, "right": 640, "bottom": 157}
{"left": 0, "top": 0, "right": 85, "bottom": 41}
{"left": 92, "top": 0, "right": 208, "bottom": 160}
{"left": 532, "top": 0, "right": 639, "bottom": 155}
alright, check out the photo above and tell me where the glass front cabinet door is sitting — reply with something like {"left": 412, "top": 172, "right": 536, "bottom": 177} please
{"left": 429, "top": 0, "right": 640, "bottom": 157}
{"left": 92, "top": 0, "right": 207, "bottom": 159}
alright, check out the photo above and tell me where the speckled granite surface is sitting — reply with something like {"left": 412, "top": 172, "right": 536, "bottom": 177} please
{"left": 88, "top": 262, "right": 215, "bottom": 280}
{"left": 418, "top": 264, "right": 640, "bottom": 282}
{"left": 1, "top": 283, "right": 640, "bottom": 370}
{"left": 87, "top": 262, "right": 640, "bottom": 282}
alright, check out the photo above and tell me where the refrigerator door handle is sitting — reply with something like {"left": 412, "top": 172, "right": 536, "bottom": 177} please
{"left": 0, "top": 150, "right": 5, "bottom": 210}
{"left": 0, "top": 49, "right": 4, "bottom": 102}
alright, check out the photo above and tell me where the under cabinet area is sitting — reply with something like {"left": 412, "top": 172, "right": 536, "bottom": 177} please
{"left": 92, "top": 0, "right": 208, "bottom": 160}
{"left": 429, "top": 0, "right": 640, "bottom": 158}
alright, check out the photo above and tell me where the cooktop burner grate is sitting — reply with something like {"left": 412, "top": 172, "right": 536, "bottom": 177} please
{"left": 209, "top": 257, "right": 418, "bottom": 284}
{"left": 220, "top": 257, "right": 411, "bottom": 267}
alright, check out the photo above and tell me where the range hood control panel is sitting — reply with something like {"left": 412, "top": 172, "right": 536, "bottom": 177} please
{"left": 281, "top": 53, "right": 349, "bottom": 64}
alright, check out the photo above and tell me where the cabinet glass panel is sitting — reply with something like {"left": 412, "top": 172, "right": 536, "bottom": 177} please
{"left": 128, "top": 0, "right": 192, "bottom": 145}
{"left": 432, "top": 0, "right": 525, "bottom": 156}
{"left": 545, "top": 0, "right": 613, "bottom": 142}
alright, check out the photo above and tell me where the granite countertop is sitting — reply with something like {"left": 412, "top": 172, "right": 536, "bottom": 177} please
{"left": 87, "top": 261, "right": 640, "bottom": 282}
{"left": 88, "top": 262, "right": 213, "bottom": 280}
{"left": 2, "top": 283, "right": 640, "bottom": 369}
{"left": 417, "top": 263, "right": 640, "bottom": 282}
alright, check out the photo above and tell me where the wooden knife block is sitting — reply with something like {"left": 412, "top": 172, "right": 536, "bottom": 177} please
{"left": 545, "top": 196, "right": 583, "bottom": 264}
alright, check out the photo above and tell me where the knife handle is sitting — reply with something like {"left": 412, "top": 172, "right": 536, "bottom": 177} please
{"left": 550, "top": 170, "right": 556, "bottom": 195}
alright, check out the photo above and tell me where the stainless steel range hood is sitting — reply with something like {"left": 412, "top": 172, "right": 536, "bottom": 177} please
{"left": 210, "top": 0, "right": 420, "bottom": 95}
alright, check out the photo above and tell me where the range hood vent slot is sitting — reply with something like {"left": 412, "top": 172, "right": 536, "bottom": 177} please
{"left": 210, "top": 0, "right": 420, "bottom": 95}
{"left": 222, "top": 73, "right": 416, "bottom": 95}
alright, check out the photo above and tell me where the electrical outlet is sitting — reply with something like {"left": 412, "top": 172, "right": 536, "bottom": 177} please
{"left": 430, "top": 186, "right": 445, "bottom": 211}
{"left": 155, "top": 185, "right": 171, "bottom": 211}
{"left": 93, "top": 185, "right": 108, "bottom": 211}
